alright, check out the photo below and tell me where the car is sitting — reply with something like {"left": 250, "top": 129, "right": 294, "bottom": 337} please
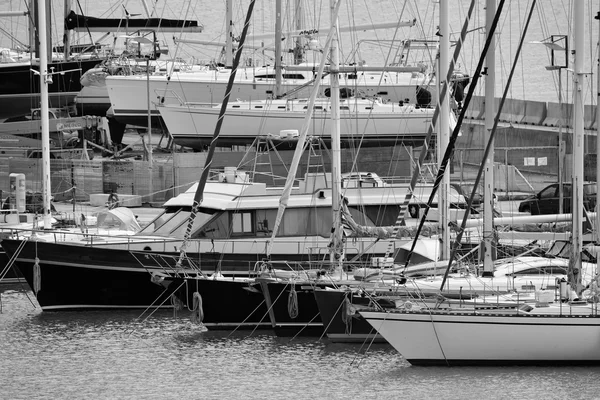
{"left": 518, "top": 182, "right": 597, "bottom": 214}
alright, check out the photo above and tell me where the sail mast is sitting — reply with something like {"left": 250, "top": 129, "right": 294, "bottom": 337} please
{"left": 226, "top": 0, "right": 233, "bottom": 68}
{"left": 38, "top": 0, "right": 52, "bottom": 229}
{"left": 570, "top": 0, "right": 585, "bottom": 294}
{"left": 596, "top": 11, "right": 600, "bottom": 243}
{"left": 481, "top": 0, "right": 497, "bottom": 276}
{"left": 63, "top": 0, "right": 71, "bottom": 60}
{"left": 329, "top": 0, "right": 343, "bottom": 268}
{"left": 438, "top": 0, "right": 450, "bottom": 260}
{"left": 275, "top": 0, "right": 283, "bottom": 97}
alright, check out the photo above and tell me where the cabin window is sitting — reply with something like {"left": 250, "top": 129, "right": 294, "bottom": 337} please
{"left": 232, "top": 105, "right": 241, "bottom": 108}
{"left": 192, "top": 212, "right": 229, "bottom": 239}
{"left": 510, "top": 266, "right": 567, "bottom": 275}
{"left": 282, "top": 73, "right": 305, "bottom": 79}
{"left": 277, "top": 106, "right": 286, "bottom": 109}
{"left": 254, "top": 208, "right": 331, "bottom": 237}
{"left": 340, "top": 106, "right": 350, "bottom": 110}
{"left": 139, "top": 208, "right": 214, "bottom": 237}
{"left": 254, "top": 106, "right": 263, "bottom": 109}
{"left": 232, "top": 212, "right": 253, "bottom": 234}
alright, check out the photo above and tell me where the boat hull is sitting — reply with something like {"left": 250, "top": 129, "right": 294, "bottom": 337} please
{"left": 258, "top": 279, "right": 329, "bottom": 336}
{"left": 106, "top": 73, "right": 433, "bottom": 128}
{"left": 0, "top": 58, "right": 103, "bottom": 120}
{"left": 159, "top": 104, "right": 434, "bottom": 150}
{"left": 361, "top": 310, "right": 600, "bottom": 365}
{"left": 0, "top": 238, "right": 401, "bottom": 310}
{"left": 313, "top": 288, "right": 386, "bottom": 343}
{"left": 0, "top": 239, "right": 187, "bottom": 310}
{"left": 171, "top": 277, "right": 272, "bottom": 330}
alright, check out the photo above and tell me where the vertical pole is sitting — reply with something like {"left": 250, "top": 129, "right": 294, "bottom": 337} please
{"left": 275, "top": 0, "right": 283, "bottom": 97}
{"left": 226, "top": 0, "right": 233, "bottom": 68}
{"left": 559, "top": 68, "right": 564, "bottom": 214}
{"left": 571, "top": 0, "right": 584, "bottom": 292}
{"left": 594, "top": 11, "right": 600, "bottom": 242}
{"left": 481, "top": 0, "right": 496, "bottom": 275}
{"left": 329, "top": 0, "right": 342, "bottom": 269}
{"left": 38, "top": 0, "right": 52, "bottom": 228}
{"left": 63, "top": 0, "right": 71, "bottom": 61}
{"left": 294, "top": 0, "right": 304, "bottom": 64}
{"left": 439, "top": 0, "right": 450, "bottom": 260}
{"left": 146, "top": 58, "right": 153, "bottom": 203}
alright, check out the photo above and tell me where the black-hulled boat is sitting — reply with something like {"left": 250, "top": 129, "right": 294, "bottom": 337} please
{"left": 169, "top": 276, "right": 272, "bottom": 330}
{"left": 313, "top": 288, "right": 389, "bottom": 343}
{"left": 0, "top": 240, "right": 192, "bottom": 310}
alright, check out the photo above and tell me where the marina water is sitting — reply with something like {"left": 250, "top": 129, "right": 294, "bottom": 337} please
{"left": 2, "top": 286, "right": 600, "bottom": 399}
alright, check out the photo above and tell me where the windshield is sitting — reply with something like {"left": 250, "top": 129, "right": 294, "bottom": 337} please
{"left": 137, "top": 208, "right": 216, "bottom": 237}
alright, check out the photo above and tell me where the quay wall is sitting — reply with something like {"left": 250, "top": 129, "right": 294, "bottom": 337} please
{"left": 465, "top": 95, "right": 596, "bottom": 129}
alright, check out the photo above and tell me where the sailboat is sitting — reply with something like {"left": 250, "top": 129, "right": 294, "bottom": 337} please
{"left": 360, "top": 0, "right": 600, "bottom": 366}
{"left": 158, "top": 94, "right": 453, "bottom": 150}
{"left": 104, "top": 0, "right": 443, "bottom": 130}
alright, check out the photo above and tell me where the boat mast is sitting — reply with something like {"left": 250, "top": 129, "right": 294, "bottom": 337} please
{"left": 226, "top": 0, "right": 233, "bottom": 68}
{"left": 438, "top": 0, "right": 450, "bottom": 260}
{"left": 570, "top": 0, "right": 585, "bottom": 294}
{"left": 329, "top": 0, "right": 343, "bottom": 269}
{"left": 38, "top": 0, "right": 52, "bottom": 228}
{"left": 63, "top": 0, "right": 71, "bottom": 60}
{"left": 293, "top": 0, "right": 304, "bottom": 64}
{"left": 481, "top": 0, "right": 497, "bottom": 276}
{"left": 275, "top": 0, "right": 283, "bottom": 97}
{"left": 596, "top": 11, "right": 600, "bottom": 243}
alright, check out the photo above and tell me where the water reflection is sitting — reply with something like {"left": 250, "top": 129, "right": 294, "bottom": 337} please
{"left": 2, "top": 287, "right": 600, "bottom": 400}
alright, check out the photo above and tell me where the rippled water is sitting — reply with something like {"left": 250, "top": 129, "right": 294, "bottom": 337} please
{"left": 2, "top": 285, "right": 600, "bottom": 400}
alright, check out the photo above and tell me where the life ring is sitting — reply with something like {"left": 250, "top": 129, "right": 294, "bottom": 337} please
{"left": 107, "top": 192, "right": 119, "bottom": 209}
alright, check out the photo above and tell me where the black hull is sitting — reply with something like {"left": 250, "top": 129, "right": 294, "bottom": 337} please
{"left": 259, "top": 280, "right": 332, "bottom": 337}
{"left": 0, "top": 58, "right": 103, "bottom": 120}
{"left": 173, "top": 135, "right": 428, "bottom": 152}
{"left": 0, "top": 239, "right": 342, "bottom": 310}
{"left": 112, "top": 111, "right": 164, "bottom": 130}
{"left": 1, "top": 239, "right": 190, "bottom": 310}
{"left": 313, "top": 289, "right": 385, "bottom": 343}
{"left": 171, "top": 278, "right": 272, "bottom": 330}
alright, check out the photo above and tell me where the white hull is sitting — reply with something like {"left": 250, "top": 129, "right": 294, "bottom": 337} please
{"left": 158, "top": 101, "right": 435, "bottom": 149}
{"left": 361, "top": 307, "right": 600, "bottom": 365}
{"left": 105, "top": 69, "right": 434, "bottom": 126}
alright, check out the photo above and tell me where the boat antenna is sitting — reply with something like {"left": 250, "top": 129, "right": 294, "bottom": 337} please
{"left": 401, "top": 0, "right": 506, "bottom": 270}
{"left": 175, "top": 0, "right": 257, "bottom": 268}
{"left": 440, "top": 0, "right": 537, "bottom": 290}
